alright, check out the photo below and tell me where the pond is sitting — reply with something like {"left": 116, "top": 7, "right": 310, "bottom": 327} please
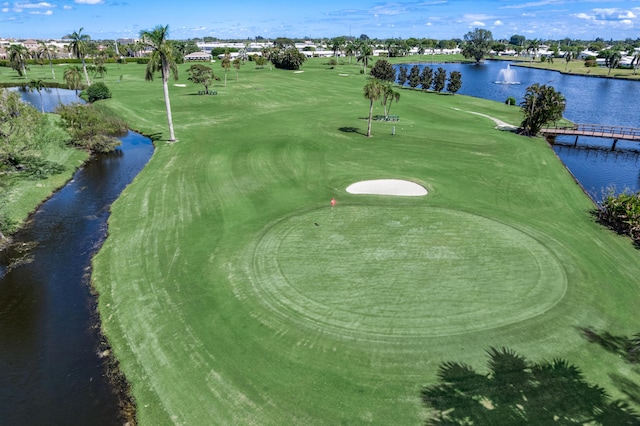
{"left": 396, "top": 60, "right": 640, "bottom": 198}
{"left": 0, "top": 88, "right": 153, "bottom": 425}
{"left": 7, "top": 86, "right": 85, "bottom": 112}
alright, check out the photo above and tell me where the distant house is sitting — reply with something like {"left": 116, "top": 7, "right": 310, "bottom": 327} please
{"left": 22, "top": 39, "right": 39, "bottom": 52}
{"left": 578, "top": 50, "right": 599, "bottom": 59}
{"left": 184, "top": 51, "right": 212, "bottom": 61}
{"left": 0, "top": 47, "right": 7, "bottom": 59}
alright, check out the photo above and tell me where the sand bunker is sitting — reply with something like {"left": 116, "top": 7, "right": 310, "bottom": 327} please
{"left": 346, "top": 179, "right": 427, "bottom": 196}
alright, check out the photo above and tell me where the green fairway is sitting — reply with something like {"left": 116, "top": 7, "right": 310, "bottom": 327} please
{"left": 37, "top": 57, "right": 637, "bottom": 424}
{"left": 247, "top": 205, "right": 566, "bottom": 338}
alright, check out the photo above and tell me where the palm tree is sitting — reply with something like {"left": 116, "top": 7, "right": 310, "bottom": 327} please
{"left": 38, "top": 41, "right": 57, "bottom": 80}
{"left": 363, "top": 79, "right": 384, "bottom": 137}
{"left": 63, "top": 65, "right": 83, "bottom": 95}
{"left": 526, "top": 39, "right": 540, "bottom": 63}
{"left": 380, "top": 83, "right": 400, "bottom": 117}
{"left": 8, "top": 44, "right": 30, "bottom": 78}
{"left": 344, "top": 41, "right": 357, "bottom": 64}
{"left": 632, "top": 52, "right": 640, "bottom": 75}
{"left": 564, "top": 50, "right": 573, "bottom": 71}
{"left": 604, "top": 50, "right": 622, "bottom": 76}
{"left": 64, "top": 27, "right": 91, "bottom": 86}
{"left": 140, "top": 24, "right": 178, "bottom": 142}
{"left": 331, "top": 37, "right": 345, "bottom": 59}
{"left": 29, "top": 79, "right": 46, "bottom": 113}
{"left": 233, "top": 58, "right": 242, "bottom": 80}
{"left": 357, "top": 41, "right": 373, "bottom": 74}
{"left": 221, "top": 53, "right": 231, "bottom": 86}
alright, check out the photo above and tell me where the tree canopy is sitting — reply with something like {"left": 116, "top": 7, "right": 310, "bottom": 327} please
{"left": 369, "top": 59, "right": 396, "bottom": 82}
{"left": 519, "top": 83, "right": 566, "bottom": 136}
{"left": 267, "top": 47, "right": 306, "bottom": 70}
{"left": 462, "top": 28, "right": 493, "bottom": 63}
{"left": 187, "top": 64, "right": 218, "bottom": 94}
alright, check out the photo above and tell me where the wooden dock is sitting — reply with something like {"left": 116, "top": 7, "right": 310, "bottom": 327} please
{"left": 540, "top": 124, "right": 640, "bottom": 150}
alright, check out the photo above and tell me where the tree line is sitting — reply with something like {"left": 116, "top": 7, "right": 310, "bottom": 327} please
{"left": 396, "top": 64, "right": 462, "bottom": 94}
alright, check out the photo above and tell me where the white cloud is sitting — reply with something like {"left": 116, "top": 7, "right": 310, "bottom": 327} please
{"left": 15, "top": 2, "right": 54, "bottom": 8}
{"left": 502, "top": 0, "right": 562, "bottom": 9}
{"left": 74, "top": 0, "right": 104, "bottom": 4}
{"left": 575, "top": 13, "right": 594, "bottom": 20}
{"left": 470, "top": 20, "right": 485, "bottom": 27}
{"left": 371, "top": 4, "right": 404, "bottom": 16}
{"left": 464, "top": 14, "right": 494, "bottom": 21}
{"left": 1, "top": 7, "right": 8, "bottom": 12}
{"left": 29, "top": 9, "right": 52, "bottom": 14}
{"left": 63, "top": 5, "right": 71, "bottom": 9}
{"left": 494, "top": 20, "right": 503, "bottom": 26}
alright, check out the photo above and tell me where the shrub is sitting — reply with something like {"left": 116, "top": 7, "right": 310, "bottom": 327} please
{"left": 584, "top": 59, "right": 597, "bottom": 68}
{"left": 86, "top": 82, "right": 112, "bottom": 103}
{"left": 56, "top": 103, "right": 126, "bottom": 153}
{"left": 370, "top": 59, "right": 396, "bottom": 82}
{"left": 597, "top": 190, "right": 640, "bottom": 245}
{"left": 505, "top": 96, "right": 517, "bottom": 105}
{"left": 136, "top": 58, "right": 150, "bottom": 64}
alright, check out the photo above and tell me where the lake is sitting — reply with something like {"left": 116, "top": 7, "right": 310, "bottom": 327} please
{"left": 396, "top": 60, "right": 640, "bottom": 198}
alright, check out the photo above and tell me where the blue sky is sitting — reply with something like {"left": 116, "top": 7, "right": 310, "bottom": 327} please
{"left": 1, "top": 0, "right": 639, "bottom": 41}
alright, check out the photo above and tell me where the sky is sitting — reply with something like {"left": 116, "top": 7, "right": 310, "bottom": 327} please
{"left": 1, "top": 0, "right": 639, "bottom": 41}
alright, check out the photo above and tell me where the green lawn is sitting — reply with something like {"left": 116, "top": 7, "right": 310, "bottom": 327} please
{"left": 6, "top": 58, "right": 638, "bottom": 424}
{"left": 509, "top": 58, "right": 640, "bottom": 80}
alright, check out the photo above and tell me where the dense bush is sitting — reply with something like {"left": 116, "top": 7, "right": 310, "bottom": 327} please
{"left": 269, "top": 47, "right": 306, "bottom": 70}
{"left": 597, "top": 190, "right": 640, "bottom": 245}
{"left": 86, "top": 82, "right": 112, "bottom": 102}
{"left": 56, "top": 103, "right": 127, "bottom": 153}
{"left": 446, "top": 71, "right": 462, "bottom": 94}
{"left": 370, "top": 59, "right": 396, "bottom": 82}
{"left": 505, "top": 96, "right": 517, "bottom": 105}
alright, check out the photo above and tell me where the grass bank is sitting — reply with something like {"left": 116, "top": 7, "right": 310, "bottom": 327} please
{"left": 0, "top": 111, "right": 88, "bottom": 240}
{"left": 510, "top": 58, "right": 640, "bottom": 80}
{"left": 8, "top": 58, "right": 639, "bottom": 424}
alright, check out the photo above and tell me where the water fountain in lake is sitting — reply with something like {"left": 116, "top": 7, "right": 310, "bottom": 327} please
{"left": 495, "top": 64, "right": 520, "bottom": 84}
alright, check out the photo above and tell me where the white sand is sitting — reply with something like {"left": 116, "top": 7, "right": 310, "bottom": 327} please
{"left": 346, "top": 179, "right": 428, "bottom": 196}
{"left": 174, "top": 84, "right": 187, "bottom": 87}
{"left": 293, "top": 70, "right": 305, "bottom": 74}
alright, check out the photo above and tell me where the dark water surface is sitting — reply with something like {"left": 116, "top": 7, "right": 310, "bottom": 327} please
{"left": 397, "top": 61, "right": 640, "bottom": 198}
{"left": 7, "top": 86, "right": 85, "bottom": 111}
{"left": 0, "top": 120, "right": 153, "bottom": 424}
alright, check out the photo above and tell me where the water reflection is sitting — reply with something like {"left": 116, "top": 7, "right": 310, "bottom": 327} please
{"left": 7, "top": 86, "right": 84, "bottom": 112}
{"left": 0, "top": 131, "right": 153, "bottom": 425}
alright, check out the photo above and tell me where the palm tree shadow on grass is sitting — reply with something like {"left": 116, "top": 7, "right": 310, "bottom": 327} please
{"left": 579, "top": 326, "right": 640, "bottom": 364}
{"left": 338, "top": 126, "right": 365, "bottom": 136}
{"left": 610, "top": 373, "right": 640, "bottom": 407}
{"left": 421, "top": 347, "right": 640, "bottom": 425}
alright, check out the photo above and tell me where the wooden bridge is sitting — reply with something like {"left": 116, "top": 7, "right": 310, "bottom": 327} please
{"left": 540, "top": 124, "right": 640, "bottom": 150}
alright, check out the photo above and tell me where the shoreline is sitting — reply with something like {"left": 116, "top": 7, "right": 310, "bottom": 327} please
{"left": 0, "top": 128, "right": 153, "bottom": 425}
{"left": 509, "top": 61, "right": 640, "bottom": 82}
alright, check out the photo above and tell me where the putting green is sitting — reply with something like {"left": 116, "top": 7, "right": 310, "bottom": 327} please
{"left": 245, "top": 206, "right": 567, "bottom": 340}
